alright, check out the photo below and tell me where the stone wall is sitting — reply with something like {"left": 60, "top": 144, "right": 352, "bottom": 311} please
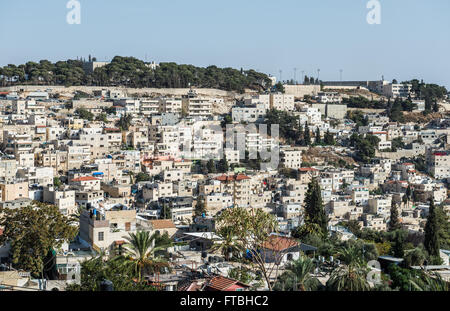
{"left": 284, "top": 85, "right": 321, "bottom": 98}
{"left": 376, "top": 149, "right": 426, "bottom": 160}
{"left": 0, "top": 85, "right": 237, "bottom": 98}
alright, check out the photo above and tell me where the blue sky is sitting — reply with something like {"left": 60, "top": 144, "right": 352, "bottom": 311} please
{"left": 1, "top": 0, "right": 449, "bottom": 88}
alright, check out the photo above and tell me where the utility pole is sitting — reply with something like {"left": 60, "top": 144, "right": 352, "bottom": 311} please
{"left": 317, "top": 69, "right": 320, "bottom": 81}
{"left": 340, "top": 69, "right": 343, "bottom": 82}
{"left": 279, "top": 70, "right": 283, "bottom": 83}
{"left": 293, "top": 68, "right": 297, "bottom": 84}
{"left": 301, "top": 71, "right": 305, "bottom": 84}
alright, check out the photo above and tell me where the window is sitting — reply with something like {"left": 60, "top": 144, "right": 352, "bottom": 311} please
{"left": 98, "top": 232, "right": 104, "bottom": 241}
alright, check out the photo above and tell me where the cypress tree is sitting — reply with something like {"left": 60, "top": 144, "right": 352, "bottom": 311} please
{"left": 324, "top": 129, "right": 335, "bottom": 145}
{"left": 304, "top": 178, "right": 328, "bottom": 236}
{"left": 424, "top": 96, "right": 432, "bottom": 113}
{"left": 195, "top": 195, "right": 206, "bottom": 217}
{"left": 218, "top": 155, "right": 229, "bottom": 173}
{"left": 389, "top": 200, "right": 401, "bottom": 231}
{"left": 402, "top": 194, "right": 408, "bottom": 206}
{"left": 304, "top": 123, "right": 311, "bottom": 146}
{"left": 406, "top": 185, "right": 412, "bottom": 201}
{"left": 206, "top": 159, "right": 216, "bottom": 174}
{"left": 392, "top": 230, "right": 406, "bottom": 258}
{"left": 433, "top": 100, "right": 439, "bottom": 113}
{"left": 315, "top": 127, "right": 321, "bottom": 145}
{"left": 424, "top": 199, "right": 440, "bottom": 259}
{"left": 297, "top": 123, "right": 304, "bottom": 145}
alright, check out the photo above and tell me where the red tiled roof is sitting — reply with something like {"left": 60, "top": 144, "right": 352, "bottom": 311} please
{"left": 206, "top": 276, "right": 249, "bottom": 291}
{"left": 235, "top": 174, "right": 250, "bottom": 181}
{"left": 71, "top": 176, "right": 99, "bottom": 182}
{"left": 262, "top": 235, "right": 298, "bottom": 251}
{"left": 215, "top": 174, "right": 250, "bottom": 182}
{"left": 433, "top": 151, "right": 450, "bottom": 156}
{"left": 216, "top": 175, "right": 230, "bottom": 181}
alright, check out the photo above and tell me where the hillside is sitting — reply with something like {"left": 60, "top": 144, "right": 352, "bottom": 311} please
{"left": 0, "top": 56, "right": 272, "bottom": 93}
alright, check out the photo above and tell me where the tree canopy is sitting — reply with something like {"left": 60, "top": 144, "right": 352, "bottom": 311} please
{"left": 303, "top": 178, "right": 328, "bottom": 237}
{"left": 0, "top": 202, "right": 77, "bottom": 276}
{"left": 0, "top": 56, "right": 272, "bottom": 93}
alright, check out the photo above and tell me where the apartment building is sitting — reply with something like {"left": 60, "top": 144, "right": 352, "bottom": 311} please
{"left": 0, "top": 180, "right": 29, "bottom": 201}
{"left": 104, "top": 128, "right": 122, "bottom": 152}
{"left": 79, "top": 207, "right": 138, "bottom": 255}
{"left": 232, "top": 104, "right": 266, "bottom": 123}
{"left": 367, "top": 195, "right": 392, "bottom": 216}
{"left": 311, "top": 103, "right": 347, "bottom": 119}
{"left": 140, "top": 99, "right": 160, "bottom": 116}
{"left": 244, "top": 94, "right": 270, "bottom": 110}
{"left": 328, "top": 200, "right": 353, "bottom": 220}
{"left": 75, "top": 189, "right": 105, "bottom": 209}
{"left": 280, "top": 147, "right": 302, "bottom": 169}
{"left": 12, "top": 99, "right": 45, "bottom": 115}
{"left": 191, "top": 126, "right": 223, "bottom": 160}
{"left": 270, "top": 93, "right": 295, "bottom": 111}
{"left": 383, "top": 83, "right": 412, "bottom": 98}
{"left": 35, "top": 150, "right": 67, "bottom": 173}
{"left": 160, "top": 97, "right": 183, "bottom": 114}
{"left": 43, "top": 186, "right": 76, "bottom": 215}
{"left": 182, "top": 97, "right": 212, "bottom": 118}
{"left": 205, "top": 193, "right": 233, "bottom": 215}
{"left": 224, "top": 148, "right": 240, "bottom": 164}
{"left": 115, "top": 99, "right": 140, "bottom": 114}
{"left": 349, "top": 185, "right": 369, "bottom": 205}
{"left": 215, "top": 174, "right": 252, "bottom": 208}
{"left": 95, "top": 160, "right": 124, "bottom": 184}
{"left": 279, "top": 179, "right": 306, "bottom": 206}
{"left": 282, "top": 203, "right": 302, "bottom": 219}
{"left": 79, "top": 128, "right": 109, "bottom": 159}
{"left": 64, "top": 145, "right": 91, "bottom": 171}
{"left": 142, "top": 182, "right": 176, "bottom": 201}
{"left": 0, "top": 158, "right": 17, "bottom": 182}
{"left": 316, "top": 92, "right": 342, "bottom": 103}
{"left": 70, "top": 176, "right": 101, "bottom": 191}
{"left": 363, "top": 214, "right": 387, "bottom": 231}
{"left": 17, "top": 166, "right": 53, "bottom": 187}
{"left": 428, "top": 150, "right": 450, "bottom": 179}
{"left": 2, "top": 132, "right": 33, "bottom": 157}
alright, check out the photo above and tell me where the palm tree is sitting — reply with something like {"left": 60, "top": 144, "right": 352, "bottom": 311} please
{"left": 285, "top": 255, "right": 320, "bottom": 291}
{"left": 326, "top": 245, "right": 370, "bottom": 291}
{"left": 124, "top": 231, "right": 170, "bottom": 282}
{"left": 293, "top": 222, "right": 324, "bottom": 239}
{"left": 410, "top": 271, "right": 449, "bottom": 291}
{"left": 338, "top": 244, "right": 366, "bottom": 267}
{"left": 69, "top": 205, "right": 85, "bottom": 222}
{"left": 210, "top": 226, "right": 241, "bottom": 260}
